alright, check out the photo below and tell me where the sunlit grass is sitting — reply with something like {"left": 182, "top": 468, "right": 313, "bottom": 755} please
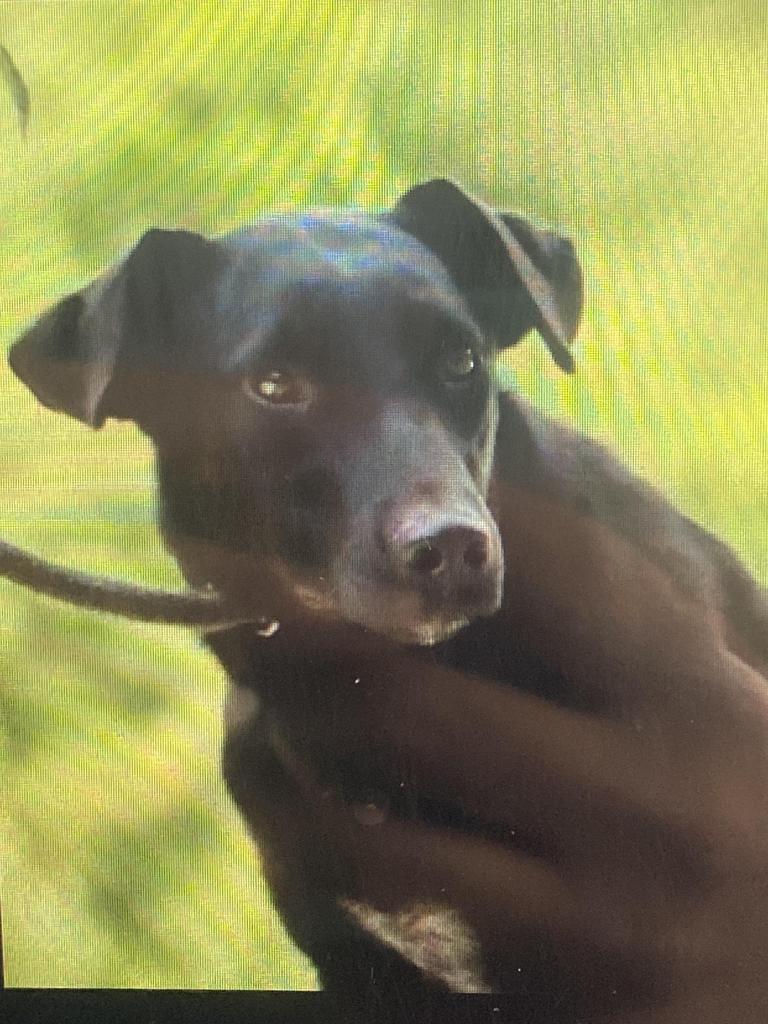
{"left": 1, "top": 0, "right": 766, "bottom": 989}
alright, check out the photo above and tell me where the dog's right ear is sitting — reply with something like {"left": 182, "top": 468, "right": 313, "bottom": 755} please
{"left": 9, "top": 229, "right": 222, "bottom": 428}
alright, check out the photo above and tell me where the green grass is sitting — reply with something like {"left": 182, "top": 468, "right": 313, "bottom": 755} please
{"left": 1, "top": 0, "right": 766, "bottom": 990}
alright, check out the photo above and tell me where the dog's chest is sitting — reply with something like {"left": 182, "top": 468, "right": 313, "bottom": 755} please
{"left": 213, "top": 617, "right": 572, "bottom": 825}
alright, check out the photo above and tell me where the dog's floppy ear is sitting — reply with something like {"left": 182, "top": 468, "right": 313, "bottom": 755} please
{"left": 389, "top": 178, "right": 583, "bottom": 372}
{"left": 9, "top": 229, "right": 222, "bottom": 427}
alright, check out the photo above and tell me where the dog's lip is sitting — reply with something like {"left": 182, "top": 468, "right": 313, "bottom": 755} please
{"left": 404, "top": 620, "right": 471, "bottom": 646}
{"left": 260, "top": 558, "right": 500, "bottom": 646}
{"left": 378, "top": 612, "right": 482, "bottom": 647}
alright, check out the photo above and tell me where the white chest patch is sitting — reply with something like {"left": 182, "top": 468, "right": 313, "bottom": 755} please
{"left": 339, "top": 898, "right": 493, "bottom": 992}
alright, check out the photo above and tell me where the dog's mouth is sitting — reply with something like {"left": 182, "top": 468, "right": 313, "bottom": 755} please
{"left": 248, "top": 505, "right": 506, "bottom": 645}
{"left": 381, "top": 614, "right": 474, "bottom": 647}
{"left": 285, "top": 571, "right": 501, "bottom": 647}
{"left": 170, "top": 527, "right": 503, "bottom": 646}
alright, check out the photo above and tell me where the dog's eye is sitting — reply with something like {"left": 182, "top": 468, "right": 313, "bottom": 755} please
{"left": 439, "top": 345, "right": 477, "bottom": 383}
{"left": 242, "top": 370, "right": 314, "bottom": 407}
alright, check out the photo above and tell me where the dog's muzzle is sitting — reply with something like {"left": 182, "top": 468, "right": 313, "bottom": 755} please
{"left": 378, "top": 497, "right": 504, "bottom": 643}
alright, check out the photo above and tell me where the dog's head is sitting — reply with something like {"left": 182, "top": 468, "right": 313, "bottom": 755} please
{"left": 10, "top": 180, "right": 582, "bottom": 645}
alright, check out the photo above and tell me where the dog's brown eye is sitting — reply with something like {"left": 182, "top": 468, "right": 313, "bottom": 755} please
{"left": 440, "top": 346, "right": 477, "bottom": 382}
{"left": 243, "top": 370, "right": 313, "bottom": 407}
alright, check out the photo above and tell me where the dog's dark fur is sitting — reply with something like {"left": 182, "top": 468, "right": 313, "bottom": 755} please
{"left": 9, "top": 180, "right": 767, "bottom": 1013}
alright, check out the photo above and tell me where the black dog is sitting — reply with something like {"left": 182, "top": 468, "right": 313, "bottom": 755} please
{"left": 9, "top": 179, "right": 767, "bottom": 1011}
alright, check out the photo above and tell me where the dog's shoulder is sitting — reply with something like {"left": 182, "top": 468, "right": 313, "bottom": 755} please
{"left": 496, "top": 391, "right": 707, "bottom": 556}
{"left": 495, "top": 393, "right": 768, "bottom": 670}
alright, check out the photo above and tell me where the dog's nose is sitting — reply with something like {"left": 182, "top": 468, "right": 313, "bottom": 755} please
{"left": 404, "top": 527, "right": 489, "bottom": 577}
{"left": 378, "top": 492, "right": 504, "bottom": 631}
{"left": 387, "top": 508, "right": 501, "bottom": 606}
{"left": 373, "top": 497, "right": 504, "bottom": 640}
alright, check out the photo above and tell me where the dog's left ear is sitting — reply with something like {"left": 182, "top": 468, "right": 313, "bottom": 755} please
{"left": 389, "top": 178, "right": 583, "bottom": 372}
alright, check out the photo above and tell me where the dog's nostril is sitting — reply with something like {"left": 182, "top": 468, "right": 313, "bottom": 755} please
{"left": 463, "top": 537, "right": 488, "bottom": 570}
{"left": 403, "top": 529, "right": 491, "bottom": 576}
{"left": 407, "top": 540, "right": 444, "bottom": 574}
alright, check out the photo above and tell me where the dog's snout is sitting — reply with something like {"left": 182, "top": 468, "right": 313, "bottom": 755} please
{"left": 405, "top": 527, "right": 489, "bottom": 577}
{"left": 378, "top": 497, "right": 504, "bottom": 637}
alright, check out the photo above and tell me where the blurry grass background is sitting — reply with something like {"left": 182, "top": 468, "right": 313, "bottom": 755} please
{"left": 1, "top": 0, "right": 766, "bottom": 989}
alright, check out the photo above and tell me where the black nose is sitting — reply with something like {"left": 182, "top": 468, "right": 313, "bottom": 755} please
{"left": 380, "top": 500, "right": 504, "bottom": 630}
{"left": 405, "top": 527, "right": 489, "bottom": 577}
